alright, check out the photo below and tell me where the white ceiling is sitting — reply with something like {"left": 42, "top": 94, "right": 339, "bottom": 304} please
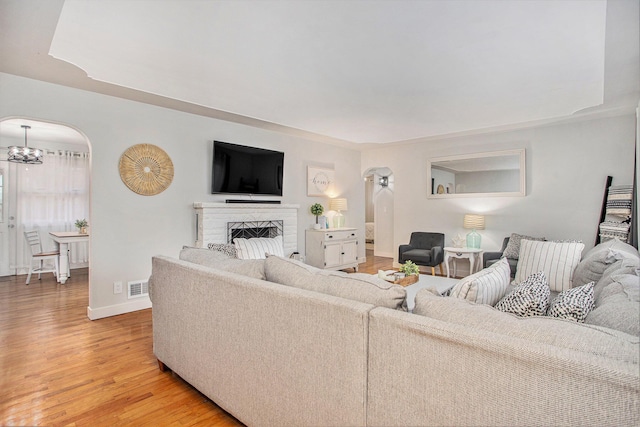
{"left": 1, "top": 0, "right": 638, "bottom": 146}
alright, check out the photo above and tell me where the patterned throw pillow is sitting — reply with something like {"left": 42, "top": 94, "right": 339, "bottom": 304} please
{"left": 449, "top": 257, "right": 511, "bottom": 306}
{"left": 234, "top": 236, "right": 284, "bottom": 259}
{"left": 207, "top": 243, "right": 238, "bottom": 258}
{"left": 502, "top": 233, "right": 545, "bottom": 259}
{"left": 495, "top": 271, "right": 550, "bottom": 317}
{"left": 514, "top": 239, "right": 585, "bottom": 292}
{"left": 547, "top": 281, "right": 595, "bottom": 322}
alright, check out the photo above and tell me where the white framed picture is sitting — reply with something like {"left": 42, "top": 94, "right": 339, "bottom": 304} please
{"left": 307, "top": 166, "right": 335, "bottom": 196}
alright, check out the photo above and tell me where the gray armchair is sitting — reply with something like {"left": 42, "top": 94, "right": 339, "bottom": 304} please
{"left": 398, "top": 232, "right": 445, "bottom": 276}
{"left": 483, "top": 237, "right": 517, "bottom": 277}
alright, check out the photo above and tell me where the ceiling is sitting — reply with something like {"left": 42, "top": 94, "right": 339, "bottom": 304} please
{"left": 0, "top": 0, "right": 638, "bottom": 146}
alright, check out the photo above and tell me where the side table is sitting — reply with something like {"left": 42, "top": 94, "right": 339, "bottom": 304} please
{"left": 444, "top": 247, "right": 483, "bottom": 278}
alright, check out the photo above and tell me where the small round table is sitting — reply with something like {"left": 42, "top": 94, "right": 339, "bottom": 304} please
{"left": 444, "top": 247, "right": 484, "bottom": 278}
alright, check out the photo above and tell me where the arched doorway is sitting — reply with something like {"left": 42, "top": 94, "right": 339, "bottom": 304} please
{"left": 0, "top": 117, "right": 91, "bottom": 283}
{"left": 363, "top": 167, "right": 394, "bottom": 259}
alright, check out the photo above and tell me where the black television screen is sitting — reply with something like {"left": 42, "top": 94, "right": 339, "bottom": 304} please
{"left": 211, "top": 141, "right": 284, "bottom": 196}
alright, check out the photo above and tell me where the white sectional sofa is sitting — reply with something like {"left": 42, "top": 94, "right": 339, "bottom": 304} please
{"left": 149, "top": 240, "right": 639, "bottom": 426}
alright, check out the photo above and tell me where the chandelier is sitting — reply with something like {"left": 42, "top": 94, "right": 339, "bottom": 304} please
{"left": 8, "top": 125, "right": 43, "bottom": 164}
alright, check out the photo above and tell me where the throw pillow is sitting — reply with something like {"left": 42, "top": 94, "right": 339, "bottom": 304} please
{"left": 547, "top": 281, "right": 595, "bottom": 322}
{"left": 502, "top": 233, "right": 545, "bottom": 259}
{"left": 234, "top": 235, "right": 284, "bottom": 259}
{"left": 573, "top": 239, "right": 638, "bottom": 286}
{"left": 514, "top": 239, "right": 585, "bottom": 292}
{"left": 495, "top": 271, "right": 550, "bottom": 317}
{"left": 449, "top": 257, "right": 510, "bottom": 306}
{"left": 207, "top": 243, "right": 238, "bottom": 258}
{"left": 586, "top": 274, "right": 640, "bottom": 337}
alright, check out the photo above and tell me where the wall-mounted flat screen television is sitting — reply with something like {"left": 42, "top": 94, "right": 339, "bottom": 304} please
{"left": 211, "top": 140, "right": 284, "bottom": 196}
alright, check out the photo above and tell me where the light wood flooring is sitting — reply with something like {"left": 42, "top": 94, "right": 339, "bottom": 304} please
{"left": 0, "top": 251, "right": 394, "bottom": 426}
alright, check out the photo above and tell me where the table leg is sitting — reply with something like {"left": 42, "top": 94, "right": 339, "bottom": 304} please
{"left": 469, "top": 253, "right": 476, "bottom": 274}
{"left": 444, "top": 253, "right": 451, "bottom": 277}
{"left": 58, "top": 241, "right": 70, "bottom": 284}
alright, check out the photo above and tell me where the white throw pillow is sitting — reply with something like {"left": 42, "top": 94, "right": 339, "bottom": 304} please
{"left": 515, "top": 240, "right": 585, "bottom": 292}
{"left": 449, "top": 257, "right": 511, "bottom": 306}
{"left": 234, "top": 235, "right": 284, "bottom": 259}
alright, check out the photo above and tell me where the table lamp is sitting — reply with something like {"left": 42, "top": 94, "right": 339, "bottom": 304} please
{"left": 330, "top": 198, "right": 348, "bottom": 228}
{"left": 463, "top": 214, "right": 485, "bottom": 249}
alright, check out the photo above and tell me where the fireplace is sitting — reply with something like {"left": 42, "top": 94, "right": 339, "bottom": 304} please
{"left": 194, "top": 202, "right": 299, "bottom": 256}
{"left": 227, "top": 220, "right": 283, "bottom": 243}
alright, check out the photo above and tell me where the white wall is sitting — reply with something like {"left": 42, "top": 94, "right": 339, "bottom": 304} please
{"left": 0, "top": 72, "right": 365, "bottom": 319}
{"left": 362, "top": 113, "right": 637, "bottom": 274}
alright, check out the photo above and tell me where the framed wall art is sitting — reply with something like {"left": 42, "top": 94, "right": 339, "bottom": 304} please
{"left": 307, "top": 166, "right": 335, "bottom": 196}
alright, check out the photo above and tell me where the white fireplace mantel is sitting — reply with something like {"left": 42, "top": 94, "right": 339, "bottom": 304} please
{"left": 194, "top": 202, "right": 299, "bottom": 256}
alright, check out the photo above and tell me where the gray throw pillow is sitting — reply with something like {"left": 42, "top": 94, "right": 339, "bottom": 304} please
{"left": 502, "top": 233, "right": 545, "bottom": 259}
{"left": 573, "top": 239, "right": 640, "bottom": 287}
{"left": 586, "top": 274, "right": 640, "bottom": 337}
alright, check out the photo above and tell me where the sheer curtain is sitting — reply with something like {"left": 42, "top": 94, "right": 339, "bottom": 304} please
{"left": 13, "top": 150, "right": 90, "bottom": 273}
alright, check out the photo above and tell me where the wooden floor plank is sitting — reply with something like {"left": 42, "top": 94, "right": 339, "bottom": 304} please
{"left": 0, "top": 251, "right": 393, "bottom": 426}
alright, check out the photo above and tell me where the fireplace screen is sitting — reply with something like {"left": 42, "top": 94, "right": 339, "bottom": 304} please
{"left": 227, "top": 220, "right": 283, "bottom": 243}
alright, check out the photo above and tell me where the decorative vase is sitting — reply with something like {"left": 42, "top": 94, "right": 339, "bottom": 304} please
{"left": 313, "top": 224, "right": 321, "bottom": 230}
{"left": 80, "top": 226, "right": 88, "bottom": 234}
{"left": 466, "top": 229, "right": 481, "bottom": 248}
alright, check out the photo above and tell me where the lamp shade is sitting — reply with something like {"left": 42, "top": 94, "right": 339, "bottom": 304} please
{"left": 329, "top": 198, "right": 348, "bottom": 212}
{"left": 463, "top": 214, "right": 485, "bottom": 230}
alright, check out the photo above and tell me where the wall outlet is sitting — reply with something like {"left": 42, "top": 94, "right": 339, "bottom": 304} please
{"left": 113, "top": 281, "right": 123, "bottom": 294}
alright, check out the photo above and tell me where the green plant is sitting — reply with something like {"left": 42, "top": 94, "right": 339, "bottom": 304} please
{"left": 399, "top": 260, "right": 419, "bottom": 276}
{"left": 310, "top": 203, "right": 324, "bottom": 224}
{"left": 75, "top": 219, "right": 88, "bottom": 229}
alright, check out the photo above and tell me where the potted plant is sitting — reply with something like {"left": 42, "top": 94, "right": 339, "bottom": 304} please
{"left": 75, "top": 219, "right": 89, "bottom": 234}
{"left": 399, "top": 260, "right": 419, "bottom": 276}
{"left": 310, "top": 203, "right": 324, "bottom": 229}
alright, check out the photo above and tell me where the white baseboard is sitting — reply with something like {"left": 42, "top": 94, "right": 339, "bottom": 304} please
{"left": 87, "top": 297, "right": 151, "bottom": 320}
{"left": 374, "top": 251, "right": 394, "bottom": 258}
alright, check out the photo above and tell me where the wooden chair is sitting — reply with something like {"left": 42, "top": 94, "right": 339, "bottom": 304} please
{"left": 24, "top": 230, "right": 59, "bottom": 285}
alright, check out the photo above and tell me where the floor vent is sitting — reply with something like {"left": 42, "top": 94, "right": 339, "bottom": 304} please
{"left": 128, "top": 280, "right": 149, "bottom": 299}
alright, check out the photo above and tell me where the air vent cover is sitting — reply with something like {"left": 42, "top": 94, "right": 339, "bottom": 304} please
{"left": 128, "top": 280, "right": 149, "bottom": 299}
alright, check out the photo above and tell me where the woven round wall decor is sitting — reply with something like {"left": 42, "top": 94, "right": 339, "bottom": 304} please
{"left": 118, "top": 144, "right": 174, "bottom": 196}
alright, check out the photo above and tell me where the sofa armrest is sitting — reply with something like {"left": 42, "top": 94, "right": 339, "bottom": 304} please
{"left": 398, "top": 244, "right": 413, "bottom": 260}
{"left": 431, "top": 246, "right": 444, "bottom": 264}
{"left": 483, "top": 251, "right": 503, "bottom": 268}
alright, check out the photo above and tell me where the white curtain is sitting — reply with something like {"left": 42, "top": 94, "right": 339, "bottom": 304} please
{"left": 12, "top": 150, "right": 90, "bottom": 273}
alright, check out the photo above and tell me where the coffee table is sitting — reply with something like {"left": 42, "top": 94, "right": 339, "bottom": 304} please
{"left": 403, "top": 274, "right": 459, "bottom": 312}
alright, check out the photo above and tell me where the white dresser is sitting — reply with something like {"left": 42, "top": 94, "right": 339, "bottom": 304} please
{"left": 305, "top": 228, "right": 359, "bottom": 271}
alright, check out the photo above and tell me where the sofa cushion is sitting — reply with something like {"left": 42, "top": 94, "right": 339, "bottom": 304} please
{"left": 547, "top": 281, "right": 595, "bottom": 322}
{"left": 586, "top": 274, "right": 640, "bottom": 337}
{"left": 449, "top": 257, "right": 510, "bottom": 306}
{"left": 400, "top": 248, "right": 432, "bottom": 264}
{"left": 572, "top": 239, "right": 639, "bottom": 287}
{"left": 502, "top": 233, "right": 546, "bottom": 259}
{"left": 264, "top": 255, "right": 407, "bottom": 310}
{"left": 515, "top": 240, "right": 585, "bottom": 292}
{"left": 234, "top": 236, "right": 284, "bottom": 259}
{"left": 594, "top": 257, "right": 640, "bottom": 302}
{"left": 207, "top": 242, "right": 238, "bottom": 258}
{"left": 495, "top": 271, "right": 550, "bottom": 317}
{"left": 413, "top": 289, "right": 639, "bottom": 364}
{"left": 179, "top": 246, "right": 266, "bottom": 279}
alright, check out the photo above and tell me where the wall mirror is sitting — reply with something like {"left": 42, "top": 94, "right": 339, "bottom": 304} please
{"left": 428, "top": 149, "right": 525, "bottom": 198}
